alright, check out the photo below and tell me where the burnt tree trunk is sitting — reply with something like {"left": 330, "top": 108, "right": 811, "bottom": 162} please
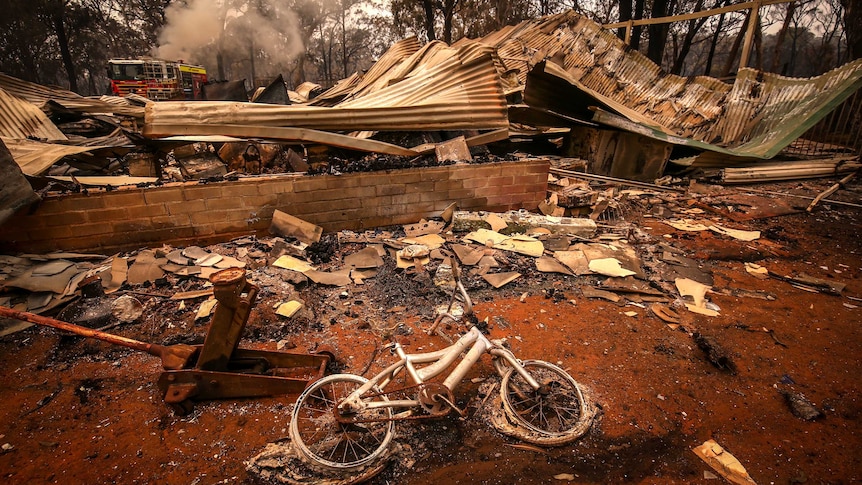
{"left": 51, "top": 1, "right": 77, "bottom": 92}
{"left": 841, "top": 0, "right": 862, "bottom": 59}
{"left": 422, "top": 0, "right": 436, "bottom": 41}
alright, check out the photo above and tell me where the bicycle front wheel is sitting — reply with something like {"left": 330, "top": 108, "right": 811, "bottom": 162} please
{"left": 501, "top": 360, "right": 588, "bottom": 439}
{"left": 289, "top": 374, "right": 394, "bottom": 471}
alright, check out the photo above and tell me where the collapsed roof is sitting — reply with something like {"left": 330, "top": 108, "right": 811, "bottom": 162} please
{"left": 0, "top": 11, "right": 859, "bottom": 187}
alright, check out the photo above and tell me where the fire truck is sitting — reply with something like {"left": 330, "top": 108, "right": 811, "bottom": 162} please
{"left": 107, "top": 58, "right": 208, "bottom": 100}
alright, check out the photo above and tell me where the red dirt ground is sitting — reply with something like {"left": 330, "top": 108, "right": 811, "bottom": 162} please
{"left": 1, "top": 180, "right": 860, "bottom": 484}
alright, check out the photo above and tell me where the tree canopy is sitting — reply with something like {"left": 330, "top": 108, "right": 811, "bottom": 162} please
{"left": 1, "top": 0, "right": 855, "bottom": 95}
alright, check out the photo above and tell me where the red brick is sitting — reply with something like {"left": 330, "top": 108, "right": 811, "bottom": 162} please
{"left": 293, "top": 176, "right": 330, "bottom": 193}
{"left": 60, "top": 195, "right": 107, "bottom": 211}
{"left": 102, "top": 191, "right": 147, "bottom": 206}
{"left": 312, "top": 209, "right": 362, "bottom": 224}
{"left": 151, "top": 214, "right": 191, "bottom": 228}
{"left": 126, "top": 204, "right": 170, "bottom": 218}
{"left": 362, "top": 195, "right": 390, "bottom": 208}
{"left": 183, "top": 185, "right": 224, "bottom": 200}
{"left": 28, "top": 198, "right": 69, "bottom": 216}
{"left": 459, "top": 198, "right": 489, "bottom": 211}
{"left": 112, "top": 220, "right": 150, "bottom": 233}
{"left": 165, "top": 200, "right": 206, "bottom": 215}
{"left": 377, "top": 204, "right": 407, "bottom": 217}
{"left": 461, "top": 177, "right": 489, "bottom": 189}
{"left": 190, "top": 208, "right": 251, "bottom": 225}
{"left": 26, "top": 225, "right": 74, "bottom": 241}
{"left": 240, "top": 194, "right": 278, "bottom": 209}
{"left": 143, "top": 188, "right": 185, "bottom": 204}
{"left": 193, "top": 225, "right": 216, "bottom": 237}
{"left": 325, "top": 175, "right": 363, "bottom": 189}
{"left": 205, "top": 197, "right": 242, "bottom": 211}
{"left": 84, "top": 208, "right": 129, "bottom": 224}
{"left": 434, "top": 180, "right": 463, "bottom": 193}
{"left": 359, "top": 173, "right": 392, "bottom": 187}
{"left": 404, "top": 181, "right": 436, "bottom": 193}
{"left": 220, "top": 183, "right": 260, "bottom": 198}
{"left": 377, "top": 184, "right": 406, "bottom": 196}
{"left": 209, "top": 221, "right": 253, "bottom": 234}
{"left": 525, "top": 161, "right": 550, "bottom": 173}
{"left": 36, "top": 211, "right": 88, "bottom": 227}
{"left": 421, "top": 168, "right": 450, "bottom": 182}
{"left": 71, "top": 222, "right": 114, "bottom": 237}
{"left": 275, "top": 190, "right": 319, "bottom": 205}
{"left": 257, "top": 178, "right": 295, "bottom": 195}
{"left": 389, "top": 193, "right": 422, "bottom": 205}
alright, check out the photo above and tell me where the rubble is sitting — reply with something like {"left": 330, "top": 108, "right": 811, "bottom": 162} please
{"left": 0, "top": 8, "right": 859, "bottom": 484}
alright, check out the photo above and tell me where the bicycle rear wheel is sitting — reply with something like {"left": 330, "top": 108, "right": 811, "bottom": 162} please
{"left": 289, "top": 374, "right": 394, "bottom": 471}
{"left": 500, "top": 360, "right": 589, "bottom": 442}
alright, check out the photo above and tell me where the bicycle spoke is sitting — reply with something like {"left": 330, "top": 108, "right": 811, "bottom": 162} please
{"left": 290, "top": 374, "right": 394, "bottom": 470}
{"left": 501, "top": 361, "right": 587, "bottom": 438}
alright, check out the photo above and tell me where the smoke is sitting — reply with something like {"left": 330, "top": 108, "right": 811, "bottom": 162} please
{"left": 156, "top": 0, "right": 305, "bottom": 83}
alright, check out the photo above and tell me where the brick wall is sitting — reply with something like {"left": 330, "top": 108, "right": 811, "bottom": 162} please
{"left": 0, "top": 160, "right": 549, "bottom": 253}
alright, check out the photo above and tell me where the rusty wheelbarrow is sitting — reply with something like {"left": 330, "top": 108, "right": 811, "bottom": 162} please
{"left": 0, "top": 268, "right": 333, "bottom": 414}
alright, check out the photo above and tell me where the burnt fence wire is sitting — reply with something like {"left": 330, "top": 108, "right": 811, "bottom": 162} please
{"left": 787, "top": 90, "right": 862, "bottom": 158}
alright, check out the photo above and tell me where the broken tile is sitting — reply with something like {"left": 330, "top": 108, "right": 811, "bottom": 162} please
{"left": 589, "top": 258, "right": 635, "bottom": 277}
{"left": 31, "top": 260, "right": 74, "bottom": 276}
{"left": 272, "top": 255, "right": 316, "bottom": 273}
{"left": 305, "top": 268, "right": 352, "bottom": 286}
{"left": 166, "top": 249, "right": 189, "bottom": 266}
{"left": 275, "top": 300, "right": 303, "bottom": 318}
{"left": 404, "top": 220, "right": 445, "bottom": 237}
{"left": 484, "top": 213, "right": 508, "bottom": 232}
{"left": 182, "top": 246, "right": 209, "bottom": 260}
{"left": 127, "top": 250, "right": 165, "bottom": 285}
{"left": 195, "top": 298, "right": 218, "bottom": 320}
{"left": 692, "top": 440, "right": 757, "bottom": 485}
{"left": 270, "top": 210, "right": 323, "bottom": 245}
{"left": 581, "top": 287, "right": 622, "bottom": 303}
{"left": 676, "top": 277, "right": 720, "bottom": 316}
{"left": 452, "top": 244, "right": 484, "bottom": 266}
{"left": 483, "top": 272, "right": 521, "bottom": 288}
{"left": 401, "top": 234, "right": 445, "bottom": 250}
{"left": 5, "top": 263, "right": 81, "bottom": 294}
{"left": 536, "top": 256, "right": 574, "bottom": 275}
{"left": 398, "top": 245, "right": 430, "bottom": 259}
{"left": 553, "top": 250, "right": 591, "bottom": 275}
{"left": 344, "top": 247, "right": 384, "bottom": 269}
{"left": 214, "top": 255, "right": 247, "bottom": 269}
{"left": 710, "top": 224, "right": 760, "bottom": 241}
{"left": 665, "top": 219, "right": 710, "bottom": 232}
{"left": 195, "top": 253, "right": 223, "bottom": 267}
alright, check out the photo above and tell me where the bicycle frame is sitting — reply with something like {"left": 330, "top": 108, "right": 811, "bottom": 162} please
{"left": 338, "top": 326, "right": 541, "bottom": 415}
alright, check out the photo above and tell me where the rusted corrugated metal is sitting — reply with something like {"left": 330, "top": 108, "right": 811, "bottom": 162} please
{"left": 144, "top": 47, "right": 507, "bottom": 136}
{"left": 0, "top": 73, "right": 144, "bottom": 118}
{"left": 469, "top": 11, "right": 862, "bottom": 161}
{"left": 0, "top": 136, "right": 111, "bottom": 176}
{"left": 0, "top": 88, "right": 67, "bottom": 140}
{"left": 312, "top": 37, "right": 423, "bottom": 106}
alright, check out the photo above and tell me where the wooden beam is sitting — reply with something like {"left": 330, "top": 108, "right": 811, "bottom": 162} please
{"left": 146, "top": 124, "right": 419, "bottom": 156}
{"left": 604, "top": 0, "right": 788, "bottom": 29}
{"left": 739, "top": 0, "right": 762, "bottom": 69}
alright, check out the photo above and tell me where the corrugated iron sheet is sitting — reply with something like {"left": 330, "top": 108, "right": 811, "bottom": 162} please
{"left": 144, "top": 46, "right": 507, "bottom": 136}
{"left": 0, "top": 88, "right": 67, "bottom": 140}
{"left": 471, "top": 11, "right": 862, "bottom": 161}
{"left": 0, "top": 73, "right": 144, "bottom": 118}
{"left": 1, "top": 136, "right": 111, "bottom": 176}
{"left": 312, "top": 37, "right": 423, "bottom": 106}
